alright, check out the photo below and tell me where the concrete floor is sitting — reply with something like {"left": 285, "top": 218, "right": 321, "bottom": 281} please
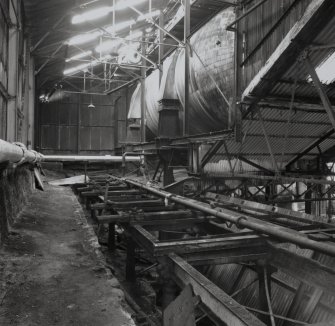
{"left": 0, "top": 182, "right": 135, "bottom": 326}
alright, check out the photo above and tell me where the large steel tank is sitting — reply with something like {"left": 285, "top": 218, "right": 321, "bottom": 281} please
{"left": 128, "top": 7, "right": 235, "bottom": 136}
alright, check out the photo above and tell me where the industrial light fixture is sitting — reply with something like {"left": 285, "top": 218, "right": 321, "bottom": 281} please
{"left": 96, "top": 40, "right": 122, "bottom": 53}
{"left": 105, "top": 19, "right": 136, "bottom": 35}
{"left": 137, "top": 10, "right": 160, "bottom": 22}
{"left": 72, "top": 7, "right": 113, "bottom": 24}
{"left": 68, "top": 19, "right": 135, "bottom": 46}
{"left": 95, "top": 31, "right": 143, "bottom": 53}
{"left": 65, "top": 50, "right": 93, "bottom": 62}
{"left": 71, "top": 0, "right": 147, "bottom": 25}
{"left": 64, "top": 54, "right": 112, "bottom": 75}
{"left": 68, "top": 31, "right": 102, "bottom": 46}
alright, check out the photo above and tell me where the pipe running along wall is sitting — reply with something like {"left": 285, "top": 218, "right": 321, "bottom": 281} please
{"left": 43, "top": 155, "right": 142, "bottom": 163}
{"left": 115, "top": 176, "right": 335, "bottom": 257}
{"left": 0, "top": 139, "right": 141, "bottom": 165}
{"left": 0, "top": 139, "right": 43, "bottom": 165}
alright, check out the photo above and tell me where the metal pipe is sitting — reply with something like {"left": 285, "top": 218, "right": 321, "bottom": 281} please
{"left": 114, "top": 177, "right": 335, "bottom": 257}
{"left": 43, "top": 155, "right": 141, "bottom": 163}
{"left": 0, "top": 139, "right": 43, "bottom": 165}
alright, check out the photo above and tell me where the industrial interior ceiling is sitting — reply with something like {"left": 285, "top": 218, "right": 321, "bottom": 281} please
{"left": 24, "top": 0, "right": 335, "bottom": 170}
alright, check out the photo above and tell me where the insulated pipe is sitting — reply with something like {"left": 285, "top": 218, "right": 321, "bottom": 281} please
{"left": 43, "top": 155, "right": 142, "bottom": 163}
{"left": 114, "top": 177, "right": 335, "bottom": 257}
{"left": 0, "top": 139, "right": 43, "bottom": 165}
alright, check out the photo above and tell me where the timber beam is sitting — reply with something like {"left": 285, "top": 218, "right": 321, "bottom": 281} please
{"left": 169, "top": 253, "right": 266, "bottom": 326}
{"left": 242, "top": 0, "right": 335, "bottom": 114}
{"left": 97, "top": 210, "right": 196, "bottom": 223}
{"left": 131, "top": 225, "right": 268, "bottom": 256}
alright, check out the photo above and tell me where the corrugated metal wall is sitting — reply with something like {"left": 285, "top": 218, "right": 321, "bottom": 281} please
{"left": 37, "top": 92, "right": 117, "bottom": 155}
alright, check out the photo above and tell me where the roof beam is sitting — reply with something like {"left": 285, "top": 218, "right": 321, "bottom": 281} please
{"left": 31, "top": 15, "right": 67, "bottom": 53}
{"left": 35, "top": 43, "right": 65, "bottom": 76}
{"left": 169, "top": 253, "right": 266, "bottom": 326}
{"left": 242, "top": 0, "right": 335, "bottom": 112}
{"left": 286, "top": 129, "right": 334, "bottom": 169}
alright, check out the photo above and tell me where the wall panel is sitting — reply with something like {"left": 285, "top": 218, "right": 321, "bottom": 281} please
{"left": 38, "top": 92, "right": 116, "bottom": 155}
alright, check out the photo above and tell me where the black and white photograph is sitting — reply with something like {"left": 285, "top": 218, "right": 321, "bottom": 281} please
{"left": 0, "top": 0, "right": 335, "bottom": 325}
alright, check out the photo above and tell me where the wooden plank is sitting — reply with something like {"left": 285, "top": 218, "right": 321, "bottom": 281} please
{"left": 49, "top": 175, "right": 87, "bottom": 186}
{"left": 109, "top": 199, "right": 164, "bottom": 207}
{"left": 97, "top": 210, "right": 194, "bottom": 224}
{"left": 130, "top": 225, "right": 267, "bottom": 256}
{"left": 183, "top": 247, "right": 268, "bottom": 266}
{"left": 34, "top": 168, "right": 44, "bottom": 191}
{"left": 169, "top": 254, "right": 266, "bottom": 326}
{"left": 155, "top": 234, "right": 267, "bottom": 255}
{"left": 163, "top": 284, "right": 196, "bottom": 326}
{"left": 268, "top": 247, "right": 335, "bottom": 296}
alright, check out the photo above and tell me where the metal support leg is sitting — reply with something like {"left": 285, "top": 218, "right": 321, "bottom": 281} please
{"left": 126, "top": 236, "right": 136, "bottom": 282}
{"left": 258, "top": 267, "right": 272, "bottom": 325}
{"left": 305, "top": 182, "right": 312, "bottom": 214}
{"left": 159, "top": 257, "right": 177, "bottom": 309}
{"left": 108, "top": 223, "right": 115, "bottom": 251}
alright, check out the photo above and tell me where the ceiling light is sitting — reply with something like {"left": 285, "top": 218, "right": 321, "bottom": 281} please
{"left": 68, "top": 31, "right": 102, "bottom": 46}
{"left": 68, "top": 20, "right": 135, "bottom": 46}
{"left": 127, "top": 31, "right": 143, "bottom": 40}
{"left": 72, "top": 7, "right": 113, "bottom": 24}
{"left": 137, "top": 10, "right": 160, "bottom": 22}
{"left": 64, "top": 55, "right": 112, "bottom": 75}
{"left": 115, "top": 0, "right": 147, "bottom": 11}
{"left": 65, "top": 50, "right": 93, "bottom": 62}
{"left": 71, "top": 0, "right": 147, "bottom": 25}
{"left": 105, "top": 19, "right": 136, "bottom": 35}
{"left": 96, "top": 40, "right": 122, "bottom": 53}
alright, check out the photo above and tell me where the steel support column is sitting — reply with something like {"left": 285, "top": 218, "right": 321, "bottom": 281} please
{"left": 183, "top": 0, "right": 190, "bottom": 136}
{"left": 140, "top": 38, "right": 147, "bottom": 143}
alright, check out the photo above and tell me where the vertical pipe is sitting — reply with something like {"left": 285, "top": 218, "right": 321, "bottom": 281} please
{"left": 28, "top": 55, "right": 35, "bottom": 148}
{"left": 140, "top": 37, "right": 147, "bottom": 143}
{"left": 183, "top": 0, "right": 190, "bottom": 136}
{"left": 159, "top": 11, "right": 164, "bottom": 86}
{"left": 7, "top": 0, "right": 18, "bottom": 141}
{"left": 126, "top": 236, "right": 136, "bottom": 282}
{"left": 233, "top": 3, "right": 242, "bottom": 142}
{"left": 305, "top": 183, "right": 312, "bottom": 214}
{"left": 108, "top": 223, "right": 115, "bottom": 251}
{"left": 77, "top": 94, "right": 81, "bottom": 154}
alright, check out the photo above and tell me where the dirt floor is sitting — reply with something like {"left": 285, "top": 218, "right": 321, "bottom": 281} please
{"left": 0, "top": 180, "right": 136, "bottom": 326}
